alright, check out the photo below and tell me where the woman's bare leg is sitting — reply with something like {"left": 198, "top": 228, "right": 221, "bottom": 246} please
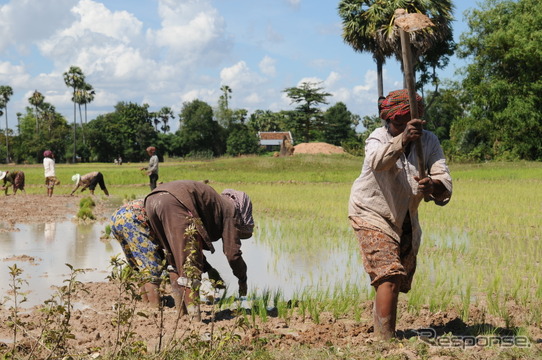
{"left": 373, "top": 276, "right": 400, "bottom": 340}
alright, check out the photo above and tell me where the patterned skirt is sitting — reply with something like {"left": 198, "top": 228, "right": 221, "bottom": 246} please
{"left": 13, "top": 172, "right": 25, "bottom": 190}
{"left": 110, "top": 199, "right": 164, "bottom": 281}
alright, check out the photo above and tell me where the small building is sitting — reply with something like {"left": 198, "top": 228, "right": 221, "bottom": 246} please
{"left": 258, "top": 131, "right": 294, "bottom": 152}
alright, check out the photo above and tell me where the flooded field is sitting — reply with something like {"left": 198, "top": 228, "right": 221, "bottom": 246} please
{"left": 0, "top": 219, "right": 370, "bottom": 307}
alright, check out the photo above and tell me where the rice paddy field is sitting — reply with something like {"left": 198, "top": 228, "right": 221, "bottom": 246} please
{"left": 1, "top": 155, "right": 542, "bottom": 359}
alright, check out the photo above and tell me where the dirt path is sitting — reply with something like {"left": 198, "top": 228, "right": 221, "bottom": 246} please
{"left": 0, "top": 195, "right": 541, "bottom": 359}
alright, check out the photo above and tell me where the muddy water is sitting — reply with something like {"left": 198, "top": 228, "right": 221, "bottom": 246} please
{"left": 0, "top": 221, "right": 369, "bottom": 307}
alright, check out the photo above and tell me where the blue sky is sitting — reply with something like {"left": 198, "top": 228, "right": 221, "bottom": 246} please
{"left": 0, "top": 0, "right": 474, "bottom": 132}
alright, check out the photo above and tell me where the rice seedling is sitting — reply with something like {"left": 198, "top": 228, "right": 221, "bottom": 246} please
{"left": 3, "top": 157, "right": 542, "bottom": 358}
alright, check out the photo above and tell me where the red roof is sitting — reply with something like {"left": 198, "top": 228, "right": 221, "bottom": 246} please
{"left": 258, "top": 132, "right": 292, "bottom": 141}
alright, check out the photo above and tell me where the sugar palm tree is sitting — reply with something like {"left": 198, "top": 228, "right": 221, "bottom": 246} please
{"left": 73, "top": 89, "right": 86, "bottom": 144}
{"left": 0, "top": 85, "right": 13, "bottom": 163}
{"left": 158, "top": 106, "right": 174, "bottom": 134}
{"left": 338, "top": 0, "right": 454, "bottom": 98}
{"left": 41, "top": 102, "right": 57, "bottom": 136}
{"left": 63, "top": 66, "right": 85, "bottom": 163}
{"left": 220, "top": 85, "right": 232, "bottom": 110}
{"left": 81, "top": 83, "right": 95, "bottom": 125}
{"left": 28, "top": 90, "right": 45, "bottom": 133}
{"left": 150, "top": 111, "right": 160, "bottom": 132}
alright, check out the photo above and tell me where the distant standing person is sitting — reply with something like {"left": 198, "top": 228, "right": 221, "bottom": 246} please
{"left": 141, "top": 146, "right": 159, "bottom": 190}
{"left": 43, "top": 150, "right": 57, "bottom": 197}
{"left": 0, "top": 170, "right": 26, "bottom": 195}
{"left": 70, "top": 172, "right": 110, "bottom": 196}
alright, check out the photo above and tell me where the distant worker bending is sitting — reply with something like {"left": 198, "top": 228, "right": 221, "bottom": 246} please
{"left": 70, "top": 171, "right": 110, "bottom": 196}
{"left": 0, "top": 170, "right": 26, "bottom": 195}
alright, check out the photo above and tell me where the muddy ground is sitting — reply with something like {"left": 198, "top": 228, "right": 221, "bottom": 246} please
{"left": 0, "top": 195, "right": 541, "bottom": 359}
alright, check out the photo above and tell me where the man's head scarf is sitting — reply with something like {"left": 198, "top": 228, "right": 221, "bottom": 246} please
{"left": 379, "top": 89, "right": 424, "bottom": 121}
{"left": 221, "top": 189, "right": 254, "bottom": 239}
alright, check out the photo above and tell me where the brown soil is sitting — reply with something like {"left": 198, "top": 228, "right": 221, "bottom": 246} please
{"left": 0, "top": 196, "right": 541, "bottom": 358}
{"left": 0, "top": 194, "right": 111, "bottom": 232}
{"left": 294, "top": 142, "right": 346, "bottom": 155}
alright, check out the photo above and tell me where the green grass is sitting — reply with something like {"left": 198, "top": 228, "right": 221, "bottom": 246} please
{"left": 3, "top": 156, "right": 542, "bottom": 358}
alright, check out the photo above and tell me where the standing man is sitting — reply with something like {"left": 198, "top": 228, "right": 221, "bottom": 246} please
{"left": 348, "top": 89, "right": 452, "bottom": 340}
{"left": 141, "top": 146, "right": 159, "bottom": 190}
{"left": 43, "top": 150, "right": 57, "bottom": 197}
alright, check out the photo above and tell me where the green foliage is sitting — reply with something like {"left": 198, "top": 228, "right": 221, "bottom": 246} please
{"left": 456, "top": 0, "right": 542, "bottom": 160}
{"left": 5, "top": 264, "right": 27, "bottom": 357}
{"left": 283, "top": 82, "right": 331, "bottom": 142}
{"left": 320, "top": 102, "right": 358, "bottom": 146}
{"left": 424, "top": 86, "right": 463, "bottom": 142}
{"left": 226, "top": 124, "right": 261, "bottom": 156}
{"left": 40, "top": 264, "right": 87, "bottom": 358}
{"left": 247, "top": 109, "right": 286, "bottom": 133}
{"left": 107, "top": 256, "right": 149, "bottom": 357}
{"left": 338, "top": 0, "right": 455, "bottom": 97}
{"left": 341, "top": 137, "right": 365, "bottom": 156}
{"left": 14, "top": 105, "right": 71, "bottom": 163}
{"left": 176, "top": 99, "right": 226, "bottom": 156}
{"left": 87, "top": 102, "right": 158, "bottom": 162}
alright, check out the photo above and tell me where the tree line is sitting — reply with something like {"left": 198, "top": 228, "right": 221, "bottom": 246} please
{"left": 0, "top": 77, "right": 360, "bottom": 164}
{"left": 1, "top": 0, "right": 541, "bottom": 163}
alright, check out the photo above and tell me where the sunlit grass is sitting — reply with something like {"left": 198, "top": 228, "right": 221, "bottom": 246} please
{"left": 4, "top": 157, "right": 542, "bottom": 332}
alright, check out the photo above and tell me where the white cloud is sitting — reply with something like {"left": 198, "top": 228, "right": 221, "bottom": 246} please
{"left": 220, "top": 61, "right": 263, "bottom": 90}
{"left": 181, "top": 88, "right": 216, "bottom": 105}
{"left": 38, "top": 0, "right": 146, "bottom": 76}
{"left": 70, "top": 0, "right": 142, "bottom": 43}
{"left": 324, "top": 71, "right": 341, "bottom": 87}
{"left": 148, "top": 0, "right": 231, "bottom": 65}
{"left": 244, "top": 92, "right": 261, "bottom": 105}
{"left": 259, "top": 56, "right": 276, "bottom": 77}
{"left": 297, "top": 77, "right": 322, "bottom": 87}
{"left": 0, "top": 0, "right": 74, "bottom": 52}
{"left": 331, "top": 87, "right": 351, "bottom": 103}
{"left": 0, "top": 62, "right": 30, "bottom": 88}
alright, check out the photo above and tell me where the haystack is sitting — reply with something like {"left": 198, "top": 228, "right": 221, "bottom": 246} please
{"left": 293, "top": 142, "right": 345, "bottom": 154}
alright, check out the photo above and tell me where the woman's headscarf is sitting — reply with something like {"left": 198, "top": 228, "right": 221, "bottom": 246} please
{"left": 221, "top": 189, "right": 254, "bottom": 239}
{"left": 379, "top": 89, "right": 424, "bottom": 121}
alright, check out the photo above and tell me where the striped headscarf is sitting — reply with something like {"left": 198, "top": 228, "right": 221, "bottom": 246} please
{"left": 379, "top": 89, "right": 424, "bottom": 121}
{"left": 221, "top": 189, "right": 254, "bottom": 239}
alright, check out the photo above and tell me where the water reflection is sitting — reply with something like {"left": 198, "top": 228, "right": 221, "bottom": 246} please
{"left": 0, "top": 222, "right": 118, "bottom": 307}
{"left": 0, "top": 220, "right": 369, "bottom": 307}
{"left": 44, "top": 223, "right": 55, "bottom": 243}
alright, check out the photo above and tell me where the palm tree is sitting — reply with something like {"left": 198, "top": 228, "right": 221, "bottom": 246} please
{"left": 0, "top": 85, "right": 14, "bottom": 163}
{"left": 63, "top": 66, "right": 85, "bottom": 163}
{"left": 150, "top": 111, "right": 160, "bottom": 132}
{"left": 28, "top": 90, "right": 45, "bottom": 133}
{"left": 81, "top": 83, "right": 95, "bottom": 125}
{"left": 338, "top": 0, "right": 454, "bottom": 98}
{"left": 73, "top": 82, "right": 95, "bottom": 146}
{"left": 158, "top": 107, "right": 174, "bottom": 134}
{"left": 74, "top": 89, "right": 86, "bottom": 144}
{"left": 41, "top": 102, "right": 57, "bottom": 136}
{"left": 220, "top": 85, "right": 232, "bottom": 110}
